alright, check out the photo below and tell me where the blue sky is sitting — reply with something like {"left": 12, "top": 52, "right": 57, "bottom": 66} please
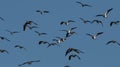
{"left": 0, "top": 0, "right": 120, "bottom": 67}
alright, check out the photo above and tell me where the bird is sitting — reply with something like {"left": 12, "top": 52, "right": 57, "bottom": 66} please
{"left": 110, "top": 21, "right": 120, "bottom": 27}
{"left": 65, "top": 48, "right": 84, "bottom": 56}
{"left": 23, "top": 20, "right": 38, "bottom": 31}
{"left": 96, "top": 8, "right": 113, "bottom": 18}
{"left": 60, "top": 27, "right": 77, "bottom": 34}
{"left": 0, "top": 36, "right": 10, "bottom": 42}
{"left": 14, "top": 45, "right": 26, "bottom": 50}
{"left": 0, "top": 17, "right": 5, "bottom": 21}
{"left": 18, "top": 60, "right": 40, "bottom": 66}
{"left": 76, "top": 1, "right": 92, "bottom": 7}
{"left": 60, "top": 20, "right": 75, "bottom": 26}
{"left": 47, "top": 42, "right": 59, "bottom": 48}
{"left": 64, "top": 65, "right": 70, "bottom": 67}
{"left": 68, "top": 54, "right": 80, "bottom": 61}
{"left": 65, "top": 31, "right": 76, "bottom": 38}
{"left": 36, "top": 10, "right": 49, "bottom": 15}
{"left": 91, "top": 20, "right": 103, "bottom": 27}
{"left": 0, "top": 49, "right": 9, "bottom": 54}
{"left": 6, "top": 30, "right": 20, "bottom": 35}
{"left": 106, "top": 40, "right": 120, "bottom": 46}
{"left": 86, "top": 32, "right": 103, "bottom": 40}
{"left": 34, "top": 31, "right": 47, "bottom": 36}
{"left": 39, "top": 41, "right": 49, "bottom": 45}
{"left": 79, "top": 17, "right": 91, "bottom": 23}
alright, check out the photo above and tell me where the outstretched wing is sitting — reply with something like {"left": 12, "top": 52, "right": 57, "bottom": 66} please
{"left": 96, "top": 32, "right": 103, "bottom": 36}
{"left": 106, "top": 8, "right": 113, "bottom": 15}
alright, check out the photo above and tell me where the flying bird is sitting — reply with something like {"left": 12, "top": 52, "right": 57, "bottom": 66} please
{"left": 110, "top": 21, "right": 120, "bottom": 27}
{"left": 65, "top": 48, "right": 84, "bottom": 56}
{"left": 14, "top": 45, "right": 26, "bottom": 50}
{"left": 86, "top": 32, "right": 103, "bottom": 40}
{"left": 96, "top": 8, "right": 113, "bottom": 18}
{"left": 0, "top": 49, "right": 8, "bottom": 54}
{"left": 68, "top": 54, "right": 80, "bottom": 61}
{"left": 18, "top": 60, "right": 40, "bottom": 66}
{"left": 79, "top": 18, "right": 91, "bottom": 23}
{"left": 106, "top": 40, "right": 120, "bottom": 46}
{"left": 0, "top": 36, "right": 10, "bottom": 42}
{"left": 39, "top": 41, "right": 49, "bottom": 45}
{"left": 23, "top": 20, "right": 38, "bottom": 31}
{"left": 34, "top": 31, "right": 47, "bottom": 36}
{"left": 6, "top": 30, "right": 20, "bottom": 35}
{"left": 60, "top": 20, "right": 75, "bottom": 26}
{"left": 47, "top": 42, "right": 59, "bottom": 48}
{"left": 36, "top": 10, "right": 49, "bottom": 15}
{"left": 64, "top": 65, "right": 70, "bottom": 67}
{"left": 76, "top": 1, "right": 92, "bottom": 7}
{"left": 91, "top": 20, "right": 103, "bottom": 27}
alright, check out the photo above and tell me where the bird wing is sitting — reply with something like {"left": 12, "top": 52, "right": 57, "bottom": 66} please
{"left": 86, "top": 33, "right": 93, "bottom": 37}
{"left": 68, "top": 20, "right": 75, "bottom": 22}
{"left": 60, "top": 21, "right": 65, "bottom": 25}
{"left": 106, "top": 8, "right": 113, "bottom": 15}
{"left": 96, "top": 32, "right": 103, "bottom": 36}
{"left": 0, "top": 17, "right": 5, "bottom": 21}
{"left": 43, "top": 10, "right": 49, "bottom": 13}
{"left": 23, "top": 23, "right": 27, "bottom": 31}
{"left": 70, "top": 27, "right": 77, "bottom": 30}
{"left": 106, "top": 41, "right": 113, "bottom": 45}
{"left": 110, "top": 22, "right": 114, "bottom": 27}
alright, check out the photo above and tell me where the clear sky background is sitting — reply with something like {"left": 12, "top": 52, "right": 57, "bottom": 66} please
{"left": 0, "top": 0, "right": 120, "bottom": 67}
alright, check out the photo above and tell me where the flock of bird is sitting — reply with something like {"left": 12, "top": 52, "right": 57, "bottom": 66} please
{"left": 0, "top": 1, "right": 120, "bottom": 67}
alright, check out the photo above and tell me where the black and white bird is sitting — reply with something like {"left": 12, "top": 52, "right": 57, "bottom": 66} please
{"left": 6, "top": 30, "right": 20, "bottom": 35}
{"left": 96, "top": 8, "right": 113, "bottom": 18}
{"left": 60, "top": 20, "right": 75, "bottom": 26}
{"left": 68, "top": 54, "right": 80, "bottom": 61}
{"left": 79, "top": 17, "right": 91, "bottom": 23}
{"left": 65, "top": 48, "right": 84, "bottom": 56}
{"left": 106, "top": 40, "right": 120, "bottom": 46}
{"left": 39, "top": 41, "right": 49, "bottom": 45}
{"left": 18, "top": 60, "right": 40, "bottom": 66}
{"left": 34, "top": 31, "right": 47, "bottom": 36}
{"left": 86, "top": 32, "right": 103, "bottom": 40}
{"left": 0, "top": 49, "right": 8, "bottom": 54}
{"left": 14, "top": 45, "right": 26, "bottom": 50}
{"left": 23, "top": 21, "right": 38, "bottom": 31}
{"left": 76, "top": 1, "right": 92, "bottom": 7}
{"left": 36, "top": 10, "right": 49, "bottom": 15}
{"left": 110, "top": 21, "right": 120, "bottom": 27}
{"left": 91, "top": 20, "right": 103, "bottom": 27}
{"left": 60, "top": 27, "right": 77, "bottom": 34}
{"left": 0, "top": 36, "right": 10, "bottom": 42}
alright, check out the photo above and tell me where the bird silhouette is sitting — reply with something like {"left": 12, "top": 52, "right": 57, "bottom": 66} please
{"left": 106, "top": 40, "right": 120, "bottom": 46}
{"left": 18, "top": 60, "right": 40, "bottom": 66}
{"left": 14, "top": 45, "right": 26, "bottom": 50}
{"left": 86, "top": 32, "right": 103, "bottom": 40}
{"left": 39, "top": 41, "right": 49, "bottom": 45}
{"left": 68, "top": 54, "right": 80, "bottom": 61}
{"left": 79, "top": 17, "right": 91, "bottom": 23}
{"left": 23, "top": 21, "right": 38, "bottom": 31}
{"left": 64, "top": 65, "right": 70, "bottom": 67}
{"left": 65, "top": 48, "right": 84, "bottom": 56}
{"left": 110, "top": 21, "right": 120, "bottom": 27}
{"left": 0, "top": 36, "right": 10, "bottom": 42}
{"left": 60, "top": 20, "right": 75, "bottom": 26}
{"left": 76, "top": 1, "right": 92, "bottom": 7}
{"left": 6, "top": 30, "right": 20, "bottom": 35}
{"left": 36, "top": 10, "right": 49, "bottom": 15}
{"left": 0, "top": 49, "right": 9, "bottom": 54}
{"left": 91, "top": 20, "right": 103, "bottom": 27}
{"left": 96, "top": 8, "right": 113, "bottom": 18}
{"left": 34, "top": 31, "right": 47, "bottom": 36}
{"left": 47, "top": 42, "right": 59, "bottom": 48}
